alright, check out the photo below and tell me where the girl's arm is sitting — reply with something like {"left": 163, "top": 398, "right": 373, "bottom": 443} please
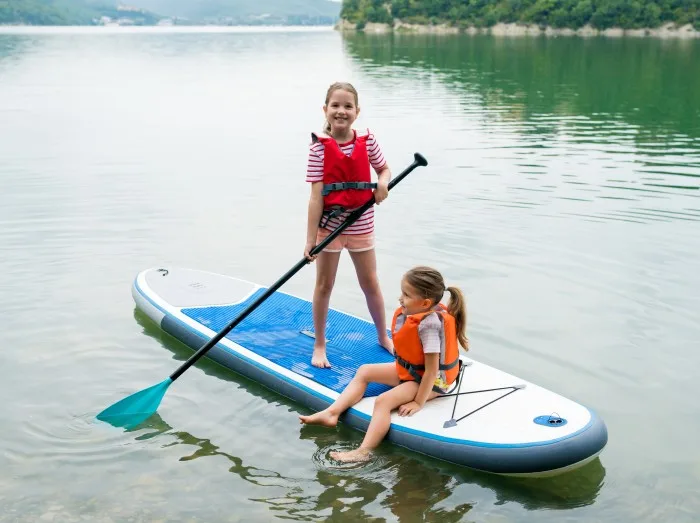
{"left": 304, "top": 181, "right": 324, "bottom": 260}
{"left": 374, "top": 165, "right": 391, "bottom": 204}
{"left": 398, "top": 353, "right": 439, "bottom": 416}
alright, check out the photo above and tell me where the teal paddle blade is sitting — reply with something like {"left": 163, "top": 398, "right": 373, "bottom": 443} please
{"left": 97, "top": 378, "right": 172, "bottom": 429}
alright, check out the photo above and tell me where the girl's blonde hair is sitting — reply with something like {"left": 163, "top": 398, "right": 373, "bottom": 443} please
{"left": 323, "top": 81, "right": 359, "bottom": 135}
{"left": 403, "top": 266, "right": 469, "bottom": 350}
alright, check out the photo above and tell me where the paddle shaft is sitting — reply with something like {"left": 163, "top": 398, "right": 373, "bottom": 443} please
{"left": 169, "top": 153, "right": 428, "bottom": 381}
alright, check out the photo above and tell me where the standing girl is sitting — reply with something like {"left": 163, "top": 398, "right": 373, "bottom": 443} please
{"left": 304, "top": 82, "right": 393, "bottom": 368}
{"left": 299, "top": 266, "right": 469, "bottom": 463}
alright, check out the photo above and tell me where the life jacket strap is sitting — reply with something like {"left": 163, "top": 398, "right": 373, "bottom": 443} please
{"left": 319, "top": 205, "right": 346, "bottom": 229}
{"left": 395, "top": 354, "right": 462, "bottom": 394}
{"left": 395, "top": 354, "right": 459, "bottom": 372}
{"left": 322, "top": 182, "right": 377, "bottom": 196}
{"left": 395, "top": 354, "right": 424, "bottom": 382}
{"left": 441, "top": 358, "right": 460, "bottom": 371}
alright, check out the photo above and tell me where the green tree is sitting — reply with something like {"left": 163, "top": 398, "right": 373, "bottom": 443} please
{"left": 340, "top": 0, "right": 700, "bottom": 29}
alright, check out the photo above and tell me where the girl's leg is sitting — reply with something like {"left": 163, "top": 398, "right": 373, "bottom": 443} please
{"left": 299, "top": 363, "right": 399, "bottom": 426}
{"left": 330, "top": 384, "right": 441, "bottom": 462}
{"left": 348, "top": 248, "right": 393, "bottom": 352}
{"left": 311, "top": 250, "right": 342, "bottom": 368}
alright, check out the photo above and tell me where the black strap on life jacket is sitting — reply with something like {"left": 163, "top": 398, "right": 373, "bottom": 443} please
{"left": 319, "top": 205, "right": 346, "bottom": 229}
{"left": 322, "top": 181, "right": 377, "bottom": 196}
{"left": 395, "top": 353, "right": 460, "bottom": 374}
{"left": 395, "top": 354, "right": 462, "bottom": 394}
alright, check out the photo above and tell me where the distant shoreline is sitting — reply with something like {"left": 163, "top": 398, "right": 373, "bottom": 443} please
{"left": 1, "top": 22, "right": 697, "bottom": 39}
{"left": 336, "top": 19, "right": 700, "bottom": 39}
{"left": 0, "top": 25, "right": 335, "bottom": 33}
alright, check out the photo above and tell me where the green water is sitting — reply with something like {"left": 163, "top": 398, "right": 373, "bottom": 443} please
{"left": 0, "top": 27, "right": 698, "bottom": 522}
{"left": 343, "top": 33, "right": 699, "bottom": 136}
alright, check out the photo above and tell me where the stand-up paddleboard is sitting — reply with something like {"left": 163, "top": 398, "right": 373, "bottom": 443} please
{"left": 132, "top": 267, "right": 607, "bottom": 476}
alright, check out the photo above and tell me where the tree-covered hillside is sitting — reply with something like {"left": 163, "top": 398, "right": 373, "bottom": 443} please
{"left": 0, "top": 0, "right": 160, "bottom": 25}
{"left": 0, "top": 0, "right": 340, "bottom": 25}
{"left": 130, "top": 0, "right": 340, "bottom": 24}
{"left": 340, "top": 0, "right": 700, "bottom": 30}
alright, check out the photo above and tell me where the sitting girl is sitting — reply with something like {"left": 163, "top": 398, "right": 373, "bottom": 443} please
{"left": 299, "top": 265, "right": 469, "bottom": 462}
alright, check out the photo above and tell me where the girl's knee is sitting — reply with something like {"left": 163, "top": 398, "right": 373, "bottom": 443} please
{"left": 373, "top": 391, "right": 393, "bottom": 411}
{"left": 355, "top": 364, "right": 372, "bottom": 381}
{"left": 358, "top": 273, "right": 381, "bottom": 295}
{"left": 315, "top": 277, "right": 335, "bottom": 296}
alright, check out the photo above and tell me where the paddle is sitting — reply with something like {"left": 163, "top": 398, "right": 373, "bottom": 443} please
{"left": 97, "top": 152, "right": 428, "bottom": 429}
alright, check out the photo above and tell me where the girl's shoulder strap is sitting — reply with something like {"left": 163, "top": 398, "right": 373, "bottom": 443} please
{"left": 355, "top": 128, "right": 372, "bottom": 144}
{"left": 435, "top": 303, "right": 457, "bottom": 323}
{"left": 432, "top": 303, "right": 453, "bottom": 320}
{"left": 311, "top": 132, "right": 332, "bottom": 146}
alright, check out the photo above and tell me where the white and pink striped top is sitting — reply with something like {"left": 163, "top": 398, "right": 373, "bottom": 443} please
{"left": 306, "top": 129, "right": 387, "bottom": 235}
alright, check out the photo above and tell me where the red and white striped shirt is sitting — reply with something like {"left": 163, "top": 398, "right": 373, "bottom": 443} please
{"left": 306, "top": 129, "right": 387, "bottom": 235}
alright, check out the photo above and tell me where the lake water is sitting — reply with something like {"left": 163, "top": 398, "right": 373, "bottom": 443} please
{"left": 1, "top": 26, "right": 698, "bottom": 522}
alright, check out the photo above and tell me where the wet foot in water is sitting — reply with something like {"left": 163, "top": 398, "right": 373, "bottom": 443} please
{"left": 299, "top": 409, "right": 338, "bottom": 427}
{"left": 330, "top": 447, "right": 372, "bottom": 463}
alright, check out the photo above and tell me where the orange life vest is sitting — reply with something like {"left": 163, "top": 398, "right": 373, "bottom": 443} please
{"left": 391, "top": 305, "right": 460, "bottom": 389}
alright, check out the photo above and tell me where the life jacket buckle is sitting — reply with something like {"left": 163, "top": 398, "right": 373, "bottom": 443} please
{"left": 322, "top": 181, "right": 377, "bottom": 197}
{"left": 319, "top": 205, "right": 347, "bottom": 229}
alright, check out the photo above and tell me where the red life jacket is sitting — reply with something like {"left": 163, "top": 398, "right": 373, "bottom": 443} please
{"left": 313, "top": 130, "right": 375, "bottom": 211}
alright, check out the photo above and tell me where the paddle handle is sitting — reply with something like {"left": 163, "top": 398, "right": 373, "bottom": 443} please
{"left": 169, "top": 153, "right": 428, "bottom": 382}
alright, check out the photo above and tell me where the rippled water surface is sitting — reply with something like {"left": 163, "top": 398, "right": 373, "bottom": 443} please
{"left": 1, "top": 27, "right": 698, "bottom": 522}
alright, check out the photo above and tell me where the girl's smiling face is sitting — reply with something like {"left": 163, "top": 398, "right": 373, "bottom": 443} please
{"left": 399, "top": 278, "right": 433, "bottom": 315}
{"left": 323, "top": 88, "right": 359, "bottom": 138}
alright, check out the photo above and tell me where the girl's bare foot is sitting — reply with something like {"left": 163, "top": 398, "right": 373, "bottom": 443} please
{"left": 330, "top": 447, "right": 372, "bottom": 462}
{"left": 311, "top": 345, "right": 331, "bottom": 368}
{"left": 299, "top": 409, "right": 338, "bottom": 427}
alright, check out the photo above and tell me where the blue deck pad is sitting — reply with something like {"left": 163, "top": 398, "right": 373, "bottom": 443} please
{"left": 182, "top": 288, "right": 395, "bottom": 397}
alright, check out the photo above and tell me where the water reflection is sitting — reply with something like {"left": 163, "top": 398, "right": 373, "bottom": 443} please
{"left": 133, "top": 414, "right": 604, "bottom": 522}
{"left": 132, "top": 412, "right": 473, "bottom": 522}
{"left": 133, "top": 414, "right": 320, "bottom": 519}
{"left": 134, "top": 309, "right": 605, "bottom": 520}
{"left": 342, "top": 33, "right": 699, "bottom": 137}
{"left": 341, "top": 33, "right": 700, "bottom": 226}
{"left": 0, "top": 35, "right": 39, "bottom": 70}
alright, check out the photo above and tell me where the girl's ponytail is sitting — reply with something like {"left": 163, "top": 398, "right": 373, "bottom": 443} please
{"left": 446, "top": 286, "right": 468, "bottom": 351}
